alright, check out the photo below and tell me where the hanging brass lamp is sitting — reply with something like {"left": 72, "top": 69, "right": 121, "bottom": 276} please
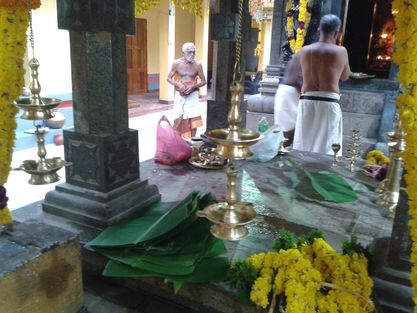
{"left": 14, "top": 2, "right": 71, "bottom": 184}
{"left": 197, "top": 0, "right": 263, "bottom": 241}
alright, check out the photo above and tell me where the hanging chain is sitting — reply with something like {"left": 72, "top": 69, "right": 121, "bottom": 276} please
{"left": 27, "top": 0, "right": 35, "bottom": 59}
{"left": 232, "top": 0, "right": 244, "bottom": 83}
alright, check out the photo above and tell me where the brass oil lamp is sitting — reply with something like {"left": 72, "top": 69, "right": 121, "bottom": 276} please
{"left": 197, "top": 0, "right": 262, "bottom": 241}
{"left": 14, "top": 3, "right": 71, "bottom": 184}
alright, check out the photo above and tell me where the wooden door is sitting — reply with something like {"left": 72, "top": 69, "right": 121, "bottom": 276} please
{"left": 126, "top": 18, "right": 147, "bottom": 94}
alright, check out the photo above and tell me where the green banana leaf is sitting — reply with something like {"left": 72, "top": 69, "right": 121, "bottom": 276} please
{"left": 87, "top": 191, "right": 214, "bottom": 248}
{"left": 298, "top": 170, "right": 358, "bottom": 203}
{"left": 92, "top": 218, "right": 214, "bottom": 259}
{"left": 103, "top": 249, "right": 229, "bottom": 284}
{"left": 95, "top": 233, "right": 221, "bottom": 276}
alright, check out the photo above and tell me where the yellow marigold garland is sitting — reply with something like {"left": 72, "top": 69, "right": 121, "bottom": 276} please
{"left": 286, "top": 0, "right": 313, "bottom": 53}
{"left": 391, "top": 0, "right": 417, "bottom": 310}
{"left": 285, "top": 0, "right": 296, "bottom": 52}
{"left": 0, "top": 6, "right": 30, "bottom": 224}
{"left": 172, "top": 0, "right": 203, "bottom": 18}
{"left": 134, "top": 0, "right": 203, "bottom": 18}
{"left": 366, "top": 149, "right": 390, "bottom": 166}
{"left": 134, "top": 0, "right": 160, "bottom": 17}
{"left": 246, "top": 239, "right": 374, "bottom": 312}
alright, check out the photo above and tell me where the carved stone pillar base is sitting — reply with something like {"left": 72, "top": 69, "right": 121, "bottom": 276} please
{"left": 370, "top": 237, "right": 413, "bottom": 313}
{"left": 43, "top": 180, "right": 160, "bottom": 229}
{"left": 63, "top": 129, "right": 143, "bottom": 192}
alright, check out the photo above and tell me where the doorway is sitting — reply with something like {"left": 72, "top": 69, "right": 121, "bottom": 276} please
{"left": 126, "top": 18, "right": 148, "bottom": 94}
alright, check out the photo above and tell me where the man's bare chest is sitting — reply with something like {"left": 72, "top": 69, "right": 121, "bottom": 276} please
{"left": 177, "top": 63, "right": 198, "bottom": 78}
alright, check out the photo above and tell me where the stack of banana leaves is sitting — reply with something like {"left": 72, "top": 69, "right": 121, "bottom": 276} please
{"left": 86, "top": 191, "right": 230, "bottom": 292}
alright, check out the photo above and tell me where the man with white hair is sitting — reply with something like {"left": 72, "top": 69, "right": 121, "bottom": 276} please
{"left": 167, "top": 42, "right": 206, "bottom": 139}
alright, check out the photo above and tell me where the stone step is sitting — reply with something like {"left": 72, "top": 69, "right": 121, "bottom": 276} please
{"left": 343, "top": 112, "right": 381, "bottom": 138}
{"left": 340, "top": 90, "right": 385, "bottom": 115}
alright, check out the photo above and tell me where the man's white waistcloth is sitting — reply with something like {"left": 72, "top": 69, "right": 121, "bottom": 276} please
{"left": 173, "top": 90, "right": 200, "bottom": 119}
{"left": 293, "top": 91, "right": 342, "bottom": 155}
{"left": 274, "top": 84, "right": 300, "bottom": 131}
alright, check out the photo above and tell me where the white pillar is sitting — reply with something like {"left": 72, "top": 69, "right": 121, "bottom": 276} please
{"left": 159, "top": 0, "right": 175, "bottom": 102}
{"left": 194, "top": 0, "right": 209, "bottom": 96}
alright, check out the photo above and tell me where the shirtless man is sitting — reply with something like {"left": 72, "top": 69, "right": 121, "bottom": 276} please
{"left": 167, "top": 42, "right": 206, "bottom": 139}
{"left": 274, "top": 52, "right": 302, "bottom": 147}
{"left": 293, "top": 14, "right": 351, "bottom": 155}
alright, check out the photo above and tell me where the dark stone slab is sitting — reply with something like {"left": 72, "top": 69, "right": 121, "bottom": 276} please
{"left": 139, "top": 151, "right": 392, "bottom": 247}
{"left": 57, "top": 0, "right": 135, "bottom": 34}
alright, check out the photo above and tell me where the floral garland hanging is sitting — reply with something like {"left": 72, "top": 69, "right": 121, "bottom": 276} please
{"left": 134, "top": 0, "right": 203, "bottom": 18}
{"left": 285, "top": 0, "right": 296, "bottom": 52}
{"left": 134, "top": 0, "right": 159, "bottom": 17}
{"left": 286, "top": 0, "right": 313, "bottom": 53}
{"left": 0, "top": 0, "right": 39, "bottom": 224}
{"left": 391, "top": 0, "right": 417, "bottom": 310}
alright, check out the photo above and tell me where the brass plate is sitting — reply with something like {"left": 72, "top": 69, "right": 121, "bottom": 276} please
{"left": 188, "top": 157, "right": 227, "bottom": 170}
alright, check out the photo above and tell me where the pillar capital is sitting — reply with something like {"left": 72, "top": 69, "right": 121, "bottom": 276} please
{"left": 57, "top": 0, "right": 135, "bottom": 34}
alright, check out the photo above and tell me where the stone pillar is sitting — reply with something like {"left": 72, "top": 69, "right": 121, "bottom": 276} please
{"left": 206, "top": 0, "right": 249, "bottom": 130}
{"left": 245, "top": 0, "right": 285, "bottom": 129}
{"left": 371, "top": 186, "right": 413, "bottom": 313}
{"left": 43, "top": 0, "right": 160, "bottom": 229}
{"left": 258, "top": 0, "right": 286, "bottom": 96}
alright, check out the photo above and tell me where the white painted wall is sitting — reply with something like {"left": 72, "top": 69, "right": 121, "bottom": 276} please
{"left": 27, "top": 0, "right": 72, "bottom": 98}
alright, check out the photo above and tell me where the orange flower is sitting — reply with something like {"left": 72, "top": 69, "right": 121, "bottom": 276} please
{"left": 0, "top": 0, "right": 41, "bottom": 10}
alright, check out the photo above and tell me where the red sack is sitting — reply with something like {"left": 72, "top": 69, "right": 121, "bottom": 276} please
{"left": 154, "top": 115, "right": 192, "bottom": 165}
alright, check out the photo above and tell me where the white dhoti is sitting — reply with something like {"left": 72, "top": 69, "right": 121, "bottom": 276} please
{"left": 293, "top": 91, "right": 342, "bottom": 155}
{"left": 172, "top": 90, "right": 202, "bottom": 139}
{"left": 274, "top": 84, "right": 300, "bottom": 131}
{"left": 173, "top": 90, "right": 200, "bottom": 119}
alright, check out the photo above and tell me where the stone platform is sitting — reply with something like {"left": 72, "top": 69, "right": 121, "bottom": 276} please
{"left": 12, "top": 151, "right": 393, "bottom": 312}
{"left": 0, "top": 221, "right": 84, "bottom": 313}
